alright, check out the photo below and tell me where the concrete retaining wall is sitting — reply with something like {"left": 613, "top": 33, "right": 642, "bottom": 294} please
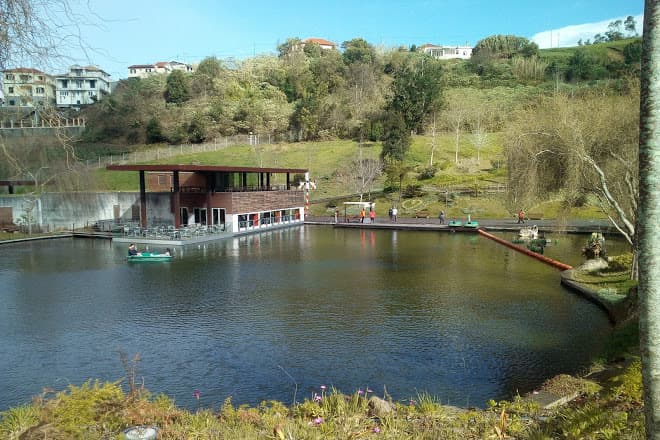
{"left": 0, "top": 192, "right": 175, "bottom": 229}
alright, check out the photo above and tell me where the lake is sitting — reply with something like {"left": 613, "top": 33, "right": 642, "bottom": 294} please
{"left": 0, "top": 226, "right": 627, "bottom": 411}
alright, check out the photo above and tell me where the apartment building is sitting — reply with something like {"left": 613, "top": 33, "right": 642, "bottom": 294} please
{"left": 1, "top": 68, "right": 56, "bottom": 108}
{"left": 55, "top": 65, "right": 111, "bottom": 109}
{"left": 127, "top": 61, "right": 194, "bottom": 79}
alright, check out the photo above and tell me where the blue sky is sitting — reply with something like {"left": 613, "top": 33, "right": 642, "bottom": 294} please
{"left": 60, "top": 0, "right": 644, "bottom": 79}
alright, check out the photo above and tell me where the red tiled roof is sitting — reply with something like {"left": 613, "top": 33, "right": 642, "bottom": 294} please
{"left": 303, "top": 38, "right": 336, "bottom": 47}
{"left": 3, "top": 67, "right": 48, "bottom": 74}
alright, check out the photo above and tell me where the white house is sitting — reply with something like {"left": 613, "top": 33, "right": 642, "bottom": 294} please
{"left": 127, "top": 61, "right": 194, "bottom": 79}
{"left": 55, "top": 65, "right": 111, "bottom": 109}
{"left": 419, "top": 44, "right": 473, "bottom": 60}
{"left": 1, "top": 68, "right": 56, "bottom": 108}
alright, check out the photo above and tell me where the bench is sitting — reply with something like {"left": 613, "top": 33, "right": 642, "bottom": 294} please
{"left": 414, "top": 211, "right": 430, "bottom": 219}
{"left": 527, "top": 213, "right": 544, "bottom": 220}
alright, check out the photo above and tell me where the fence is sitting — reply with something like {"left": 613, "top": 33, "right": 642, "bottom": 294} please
{"left": 0, "top": 117, "right": 86, "bottom": 129}
{"left": 84, "top": 134, "right": 277, "bottom": 170}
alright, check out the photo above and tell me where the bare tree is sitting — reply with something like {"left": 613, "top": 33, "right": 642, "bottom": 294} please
{"left": 0, "top": 1, "right": 95, "bottom": 192}
{"left": 336, "top": 143, "right": 382, "bottom": 201}
{"left": 0, "top": 0, "right": 94, "bottom": 71}
{"left": 505, "top": 90, "right": 639, "bottom": 277}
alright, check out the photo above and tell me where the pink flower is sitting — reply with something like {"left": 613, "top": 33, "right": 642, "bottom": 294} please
{"left": 366, "top": 388, "right": 373, "bottom": 393}
{"left": 358, "top": 389, "right": 364, "bottom": 395}
{"left": 193, "top": 390, "right": 201, "bottom": 399}
{"left": 373, "top": 427, "right": 381, "bottom": 433}
{"left": 313, "top": 416, "right": 324, "bottom": 425}
{"left": 320, "top": 385, "right": 327, "bottom": 391}
{"left": 314, "top": 393, "right": 322, "bottom": 402}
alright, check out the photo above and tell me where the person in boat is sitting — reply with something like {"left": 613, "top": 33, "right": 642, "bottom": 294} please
{"left": 128, "top": 243, "right": 139, "bottom": 256}
{"left": 163, "top": 248, "right": 172, "bottom": 256}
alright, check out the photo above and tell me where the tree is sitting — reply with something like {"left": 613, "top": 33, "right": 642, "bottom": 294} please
{"left": 380, "top": 112, "right": 411, "bottom": 162}
{"left": 639, "top": 3, "right": 660, "bottom": 437}
{"left": 164, "top": 70, "right": 190, "bottom": 104}
{"left": 605, "top": 19, "right": 624, "bottom": 41}
{"left": 277, "top": 37, "right": 302, "bottom": 58}
{"left": 387, "top": 54, "right": 444, "bottom": 134}
{"left": 504, "top": 90, "right": 639, "bottom": 276}
{"left": 624, "top": 15, "right": 638, "bottom": 37}
{"left": 336, "top": 148, "right": 382, "bottom": 202}
{"left": 0, "top": 0, "right": 90, "bottom": 70}
{"left": 0, "top": 0, "right": 95, "bottom": 193}
{"left": 191, "top": 56, "right": 223, "bottom": 98}
{"left": 472, "top": 35, "right": 539, "bottom": 59}
{"left": 341, "top": 38, "right": 377, "bottom": 65}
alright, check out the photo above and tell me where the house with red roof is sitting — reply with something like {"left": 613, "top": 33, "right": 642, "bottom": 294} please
{"left": 302, "top": 38, "right": 338, "bottom": 50}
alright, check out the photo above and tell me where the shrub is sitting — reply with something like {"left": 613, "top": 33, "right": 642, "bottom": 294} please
{"left": 417, "top": 165, "right": 437, "bottom": 180}
{"left": 607, "top": 253, "right": 633, "bottom": 272}
{"left": 402, "top": 184, "right": 425, "bottom": 198}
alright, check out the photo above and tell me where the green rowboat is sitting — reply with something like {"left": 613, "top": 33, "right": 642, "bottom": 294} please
{"left": 127, "top": 252, "right": 172, "bottom": 262}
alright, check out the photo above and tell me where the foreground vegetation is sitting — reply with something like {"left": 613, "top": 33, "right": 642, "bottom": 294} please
{"left": 0, "top": 316, "right": 642, "bottom": 440}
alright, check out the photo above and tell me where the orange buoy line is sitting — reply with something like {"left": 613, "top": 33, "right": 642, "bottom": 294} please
{"left": 477, "top": 229, "right": 573, "bottom": 271}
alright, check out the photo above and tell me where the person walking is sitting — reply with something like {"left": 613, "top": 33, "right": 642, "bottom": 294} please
{"left": 439, "top": 210, "right": 445, "bottom": 224}
{"left": 369, "top": 209, "right": 375, "bottom": 223}
{"left": 517, "top": 209, "right": 525, "bottom": 224}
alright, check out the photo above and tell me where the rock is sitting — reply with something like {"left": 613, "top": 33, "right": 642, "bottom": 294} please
{"left": 577, "top": 258, "right": 609, "bottom": 273}
{"left": 368, "top": 396, "right": 396, "bottom": 418}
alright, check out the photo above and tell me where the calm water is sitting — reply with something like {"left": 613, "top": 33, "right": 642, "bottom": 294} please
{"left": 0, "top": 227, "right": 627, "bottom": 411}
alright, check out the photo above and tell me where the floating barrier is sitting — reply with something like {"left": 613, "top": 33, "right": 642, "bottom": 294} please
{"left": 478, "top": 229, "right": 572, "bottom": 271}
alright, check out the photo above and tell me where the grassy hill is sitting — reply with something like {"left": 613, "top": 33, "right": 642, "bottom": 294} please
{"left": 96, "top": 132, "right": 608, "bottom": 222}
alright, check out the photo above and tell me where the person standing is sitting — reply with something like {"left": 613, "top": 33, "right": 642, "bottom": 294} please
{"left": 334, "top": 207, "right": 339, "bottom": 224}
{"left": 517, "top": 209, "right": 525, "bottom": 224}
{"left": 392, "top": 206, "right": 398, "bottom": 222}
{"left": 369, "top": 209, "right": 375, "bottom": 223}
{"left": 360, "top": 208, "right": 366, "bottom": 223}
{"left": 439, "top": 210, "right": 445, "bottom": 224}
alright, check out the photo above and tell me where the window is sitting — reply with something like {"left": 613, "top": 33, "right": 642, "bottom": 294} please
{"left": 89, "top": 80, "right": 96, "bottom": 88}
{"left": 88, "top": 91, "right": 95, "bottom": 97}
{"left": 36, "top": 87, "right": 44, "bottom": 94}
{"left": 8, "top": 100, "right": 15, "bottom": 106}
{"left": 19, "top": 75, "right": 29, "bottom": 82}
{"left": 5, "top": 73, "right": 14, "bottom": 80}
{"left": 76, "top": 80, "right": 83, "bottom": 88}
{"left": 130, "top": 69, "right": 136, "bottom": 74}
{"left": 60, "top": 91, "right": 68, "bottom": 96}
{"left": 61, "top": 80, "right": 68, "bottom": 88}
{"left": 37, "top": 75, "right": 43, "bottom": 81}
{"left": 8, "top": 87, "right": 13, "bottom": 93}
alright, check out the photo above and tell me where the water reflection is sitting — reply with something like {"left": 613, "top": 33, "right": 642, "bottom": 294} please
{"left": 0, "top": 228, "right": 622, "bottom": 411}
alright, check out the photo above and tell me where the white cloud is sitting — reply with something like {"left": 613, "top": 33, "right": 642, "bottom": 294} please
{"left": 531, "top": 14, "right": 643, "bottom": 48}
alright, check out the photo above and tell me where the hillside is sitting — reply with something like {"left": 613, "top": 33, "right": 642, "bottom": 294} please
{"left": 96, "top": 132, "right": 609, "bottom": 222}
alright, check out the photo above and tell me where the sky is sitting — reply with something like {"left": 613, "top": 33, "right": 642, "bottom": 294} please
{"left": 50, "top": 0, "right": 644, "bottom": 79}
